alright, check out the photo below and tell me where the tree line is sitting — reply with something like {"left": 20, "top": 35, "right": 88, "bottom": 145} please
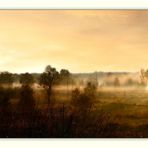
{"left": 0, "top": 65, "right": 100, "bottom": 137}
{"left": 0, "top": 65, "right": 72, "bottom": 86}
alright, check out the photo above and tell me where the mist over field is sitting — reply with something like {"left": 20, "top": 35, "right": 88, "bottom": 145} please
{"left": 1, "top": 10, "right": 148, "bottom": 138}
{"left": 0, "top": 66, "right": 147, "bottom": 138}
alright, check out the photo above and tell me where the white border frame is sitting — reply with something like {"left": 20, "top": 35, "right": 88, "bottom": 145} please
{"left": 0, "top": 0, "right": 148, "bottom": 9}
{"left": 0, "top": 0, "right": 148, "bottom": 148}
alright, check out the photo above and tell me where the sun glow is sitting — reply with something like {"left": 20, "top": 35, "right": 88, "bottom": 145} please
{"left": 0, "top": 10, "right": 148, "bottom": 73}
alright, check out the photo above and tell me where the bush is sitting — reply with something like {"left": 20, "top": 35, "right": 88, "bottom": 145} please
{"left": 71, "top": 82, "right": 97, "bottom": 112}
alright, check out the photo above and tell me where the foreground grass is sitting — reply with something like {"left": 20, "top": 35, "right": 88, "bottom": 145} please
{"left": 1, "top": 86, "right": 148, "bottom": 137}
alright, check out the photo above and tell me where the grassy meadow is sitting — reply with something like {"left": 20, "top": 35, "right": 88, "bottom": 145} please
{"left": 0, "top": 83, "right": 148, "bottom": 138}
{"left": 0, "top": 69, "right": 147, "bottom": 138}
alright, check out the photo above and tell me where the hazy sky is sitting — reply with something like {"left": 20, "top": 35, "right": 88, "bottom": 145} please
{"left": 0, "top": 10, "right": 148, "bottom": 73}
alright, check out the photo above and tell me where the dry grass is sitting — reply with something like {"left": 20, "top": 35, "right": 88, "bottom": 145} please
{"left": 1, "top": 85, "right": 148, "bottom": 137}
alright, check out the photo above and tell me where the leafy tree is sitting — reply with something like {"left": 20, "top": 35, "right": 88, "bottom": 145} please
{"left": 60, "top": 69, "right": 71, "bottom": 99}
{"left": 0, "top": 72, "right": 13, "bottom": 86}
{"left": 60, "top": 69, "right": 71, "bottom": 83}
{"left": 71, "top": 82, "right": 97, "bottom": 112}
{"left": 84, "top": 82, "right": 97, "bottom": 99}
{"left": 20, "top": 73, "right": 34, "bottom": 86}
{"left": 39, "top": 65, "right": 59, "bottom": 104}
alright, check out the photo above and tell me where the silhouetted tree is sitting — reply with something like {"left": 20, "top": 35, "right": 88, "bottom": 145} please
{"left": 125, "top": 78, "right": 137, "bottom": 86}
{"left": 71, "top": 88, "right": 81, "bottom": 106}
{"left": 17, "top": 85, "right": 35, "bottom": 117}
{"left": 60, "top": 69, "right": 71, "bottom": 83}
{"left": 70, "top": 82, "right": 97, "bottom": 136}
{"left": 93, "top": 72, "right": 98, "bottom": 87}
{"left": 71, "top": 82, "right": 97, "bottom": 113}
{"left": 20, "top": 73, "right": 34, "bottom": 86}
{"left": 0, "top": 87, "right": 11, "bottom": 114}
{"left": 0, "top": 72, "right": 13, "bottom": 86}
{"left": 0, "top": 86, "right": 13, "bottom": 137}
{"left": 60, "top": 69, "right": 71, "bottom": 99}
{"left": 113, "top": 77, "right": 120, "bottom": 87}
{"left": 39, "top": 65, "right": 59, "bottom": 104}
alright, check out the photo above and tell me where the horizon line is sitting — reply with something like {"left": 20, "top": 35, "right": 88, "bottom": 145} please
{"left": 0, "top": 70, "right": 139, "bottom": 74}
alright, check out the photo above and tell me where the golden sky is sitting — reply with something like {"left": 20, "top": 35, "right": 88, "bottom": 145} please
{"left": 0, "top": 10, "right": 148, "bottom": 73}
